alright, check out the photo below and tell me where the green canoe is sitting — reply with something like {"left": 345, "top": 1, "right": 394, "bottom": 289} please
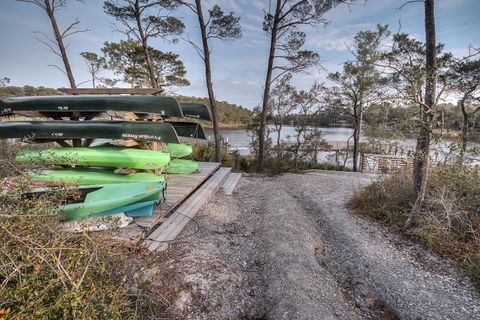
{"left": 167, "top": 121, "right": 207, "bottom": 140}
{"left": 28, "top": 182, "right": 164, "bottom": 220}
{"left": 166, "top": 159, "right": 199, "bottom": 174}
{"left": 0, "top": 121, "right": 180, "bottom": 143}
{"left": 163, "top": 143, "right": 193, "bottom": 158}
{"left": 30, "top": 168, "right": 165, "bottom": 185}
{"left": 16, "top": 147, "right": 171, "bottom": 170}
{"left": 0, "top": 95, "right": 183, "bottom": 118}
{"left": 179, "top": 102, "right": 212, "bottom": 121}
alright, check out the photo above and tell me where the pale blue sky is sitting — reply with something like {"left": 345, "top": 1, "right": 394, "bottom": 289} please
{"left": 0, "top": 0, "right": 479, "bottom": 108}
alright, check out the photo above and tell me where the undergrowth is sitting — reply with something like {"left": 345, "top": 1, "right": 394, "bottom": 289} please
{"left": 0, "top": 141, "right": 177, "bottom": 319}
{"left": 192, "top": 142, "right": 351, "bottom": 174}
{"left": 348, "top": 165, "right": 480, "bottom": 286}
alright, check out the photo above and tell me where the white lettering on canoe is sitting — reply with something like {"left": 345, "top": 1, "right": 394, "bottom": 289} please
{"left": 57, "top": 106, "right": 69, "bottom": 111}
{"left": 121, "top": 133, "right": 163, "bottom": 140}
{"left": 1, "top": 108, "right": 12, "bottom": 114}
{"left": 184, "top": 113, "right": 200, "bottom": 118}
{"left": 51, "top": 132, "right": 64, "bottom": 137}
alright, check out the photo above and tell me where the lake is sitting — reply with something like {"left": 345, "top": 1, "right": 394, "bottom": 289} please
{"left": 205, "top": 125, "right": 479, "bottom": 166}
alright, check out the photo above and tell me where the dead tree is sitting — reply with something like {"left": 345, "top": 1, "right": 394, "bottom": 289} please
{"left": 18, "top": 0, "right": 89, "bottom": 88}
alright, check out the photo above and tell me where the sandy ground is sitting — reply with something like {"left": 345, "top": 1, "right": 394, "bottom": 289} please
{"left": 160, "top": 171, "right": 480, "bottom": 320}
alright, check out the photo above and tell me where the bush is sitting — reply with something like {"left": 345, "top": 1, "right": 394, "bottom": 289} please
{"left": 192, "top": 142, "right": 241, "bottom": 169}
{"left": 0, "top": 141, "right": 175, "bottom": 318}
{"left": 349, "top": 165, "right": 480, "bottom": 286}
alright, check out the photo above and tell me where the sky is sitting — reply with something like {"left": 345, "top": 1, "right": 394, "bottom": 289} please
{"left": 0, "top": 0, "right": 479, "bottom": 109}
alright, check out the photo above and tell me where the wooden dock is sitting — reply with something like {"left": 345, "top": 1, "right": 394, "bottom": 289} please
{"left": 144, "top": 167, "right": 232, "bottom": 251}
{"left": 114, "top": 161, "right": 221, "bottom": 243}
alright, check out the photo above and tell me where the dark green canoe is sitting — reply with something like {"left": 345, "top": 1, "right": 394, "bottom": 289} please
{"left": 0, "top": 121, "right": 180, "bottom": 143}
{"left": 179, "top": 102, "right": 212, "bottom": 122}
{"left": 0, "top": 95, "right": 183, "bottom": 118}
{"left": 167, "top": 121, "right": 207, "bottom": 140}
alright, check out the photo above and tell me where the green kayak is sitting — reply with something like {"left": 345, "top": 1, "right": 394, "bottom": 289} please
{"left": 163, "top": 143, "right": 193, "bottom": 158}
{"left": 166, "top": 159, "right": 198, "bottom": 174}
{"left": 0, "top": 121, "right": 180, "bottom": 143}
{"left": 30, "top": 168, "right": 165, "bottom": 185}
{"left": 16, "top": 147, "right": 171, "bottom": 170}
{"left": 0, "top": 95, "right": 183, "bottom": 118}
{"left": 28, "top": 182, "right": 164, "bottom": 220}
{"left": 167, "top": 121, "right": 207, "bottom": 139}
{"left": 179, "top": 102, "right": 212, "bottom": 121}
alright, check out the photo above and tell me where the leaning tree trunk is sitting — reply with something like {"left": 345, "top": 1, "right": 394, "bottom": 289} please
{"left": 135, "top": 0, "right": 158, "bottom": 88}
{"left": 257, "top": 0, "right": 281, "bottom": 172}
{"left": 195, "top": 0, "right": 221, "bottom": 162}
{"left": 407, "top": 0, "right": 437, "bottom": 229}
{"left": 45, "top": 0, "right": 76, "bottom": 88}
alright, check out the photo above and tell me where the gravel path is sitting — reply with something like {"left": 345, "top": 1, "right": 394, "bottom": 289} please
{"left": 164, "top": 171, "right": 480, "bottom": 320}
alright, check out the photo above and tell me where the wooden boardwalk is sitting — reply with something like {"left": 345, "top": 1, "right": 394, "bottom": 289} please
{"left": 144, "top": 167, "right": 231, "bottom": 251}
{"left": 114, "top": 161, "right": 221, "bottom": 243}
{"left": 221, "top": 172, "right": 242, "bottom": 195}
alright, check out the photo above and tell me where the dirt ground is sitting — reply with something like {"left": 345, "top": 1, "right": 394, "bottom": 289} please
{"left": 159, "top": 171, "right": 480, "bottom": 320}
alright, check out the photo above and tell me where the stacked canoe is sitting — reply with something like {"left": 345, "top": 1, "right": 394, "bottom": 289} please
{"left": 0, "top": 95, "right": 211, "bottom": 222}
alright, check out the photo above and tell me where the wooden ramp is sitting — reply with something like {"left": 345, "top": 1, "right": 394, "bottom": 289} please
{"left": 144, "top": 167, "right": 231, "bottom": 251}
{"left": 221, "top": 172, "right": 242, "bottom": 195}
{"left": 114, "top": 162, "right": 221, "bottom": 243}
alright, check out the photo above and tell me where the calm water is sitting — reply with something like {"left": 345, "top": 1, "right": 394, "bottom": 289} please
{"left": 205, "top": 125, "right": 479, "bottom": 166}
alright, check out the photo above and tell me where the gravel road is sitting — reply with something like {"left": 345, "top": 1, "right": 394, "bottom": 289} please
{"left": 164, "top": 171, "right": 480, "bottom": 320}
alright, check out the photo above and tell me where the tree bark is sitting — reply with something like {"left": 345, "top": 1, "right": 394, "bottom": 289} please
{"left": 352, "top": 107, "right": 363, "bottom": 172}
{"left": 257, "top": 0, "right": 281, "bottom": 172}
{"left": 195, "top": 0, "right": 221, "bottom": 162}
{"left": 458, "top": 96, "right": 469, "bottom": 164}
{"left": 45, "top": 0, "right": 76, "bottom": 88}
{"left": 407, "top": 0, "right": 437, "bottom": 228}
{"left": 134, "top": 0, "right": 158, "bottom": 88}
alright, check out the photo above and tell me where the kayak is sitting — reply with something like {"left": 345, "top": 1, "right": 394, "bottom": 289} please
{"left": 166, "top": 159, "right": 198, "bottom": 174}
{"left": 30, "top": 168, "right": 165, "bottom": 185}
{"left": 93, "top": 200, "right": 160, "bottom": 218}
{"left": 163, "top": 143, "right": 193, "bottom": 158}
{"left": 0, "top": 121, "right": 180, "bottom": 143}
{"left": 179, "top": 102, "right": 212, "bottom": 121}
{"left": 16, "top": 147, "right": 171, "bottom": 170}
{"left": 166, "top": 121, "right": 207, "bottom": 139}
{"left": 27, "top": 182, "right": 164, "bottom": 220}
{"left": 0, "top": 95, "right": 183, "bottom": 118}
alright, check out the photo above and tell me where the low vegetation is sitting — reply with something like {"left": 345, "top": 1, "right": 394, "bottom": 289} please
{"left": 192, "top": 141, "right": 350, "bottom": 174}
{"left": 0, "top": 141, "right": 176, "bottom": 319}
{"left": 349, "top": 165, "right": 480, "bottom": 286}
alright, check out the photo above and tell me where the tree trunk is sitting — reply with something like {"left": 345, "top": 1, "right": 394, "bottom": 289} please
{"left": 45, "top": 0, "right": 76, "bottom": 88}
{"left": 459, "top": 97, "right": 469, "bottom": 164}
{"left": 135, "top": 0, "right": 158, "bottom": 88}
{"left": 352, "top": 106, "right": 363, "bottom": 172}
{"left": 257, "top": 0, "right": 281, "bottom": 172}
{"left": 195, "top": 0, "right": 221, "bottom": 162}
{"left": 407, "top": 0, "right": 437, "bottom": 228}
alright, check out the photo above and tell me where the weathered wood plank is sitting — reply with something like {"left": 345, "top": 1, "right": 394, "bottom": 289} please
{"left": 221, "top": 173, "right": 242, "bottom": 195}
{"left": 113, "top": 162, "right": 221, "bottom": 243}
{"left": 145, "top": 167, "right": 231, "bottom": 251}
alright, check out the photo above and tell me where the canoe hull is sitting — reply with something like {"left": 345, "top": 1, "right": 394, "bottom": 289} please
{"left": 0, "top": 95, "right": 183, "bottom": 118}
{"left": 17, "top": 147, "right": 171, "bottom": 170}
{"left": 31, "top": 168, "right": 165, "bottom": 185}
{"left": 0, "top": 121, "right": 180, "bottom": 143}
{"left": 166, "top": 159, "right": 199, "bottom": 174}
